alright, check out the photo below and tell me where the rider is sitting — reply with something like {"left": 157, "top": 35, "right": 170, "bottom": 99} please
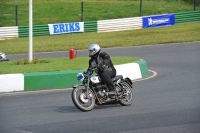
{"left": 87, "top": 43, "right": 116, "bottom": 95}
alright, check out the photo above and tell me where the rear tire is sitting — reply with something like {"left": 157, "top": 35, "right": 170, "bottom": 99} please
{"left": 119, "top": 81, "right": 133, "bottom": 106}
{"left": 71, "top": 86, "right": 95, "bottom": 112}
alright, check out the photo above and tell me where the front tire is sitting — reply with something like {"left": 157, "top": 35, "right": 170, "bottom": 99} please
{"left": 119, "top": 81, "right": 133, "bottom": 106}
{"left": 71, "top": 86, "right": 95, "bottom": 112}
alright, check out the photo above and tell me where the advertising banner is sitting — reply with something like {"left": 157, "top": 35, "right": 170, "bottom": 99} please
{"left": 48, "top": 22, "right": 84, "bottom": 35}
{"left": 142, "top": 14, "right": 175, "bottom": 28}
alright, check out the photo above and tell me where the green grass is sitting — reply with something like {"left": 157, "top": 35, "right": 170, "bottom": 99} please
{"left": 1, "top": 22, "right": 199, "bottom": 74}
{"left": 0, "top": 22, "right": 199, "bottom": 54}
{"left": 0, "top": 57, "right": 140, "bottom": 74}
{"left": 0, "top": 0, "right": 199, "bottom": 74}
{"left": 0, "top": 0, "right": 199, "bottom": 26}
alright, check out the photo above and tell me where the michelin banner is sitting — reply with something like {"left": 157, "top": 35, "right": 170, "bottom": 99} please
{"left": 48, "top": 22, "right": 84, "bottom": 35}
{"left": 143, "top": 14, "right": 175, "bottom": 28}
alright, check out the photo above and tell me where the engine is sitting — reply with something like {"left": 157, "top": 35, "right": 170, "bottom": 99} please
{"left": 93, "top": 83, "right": 108, "bottom": 92}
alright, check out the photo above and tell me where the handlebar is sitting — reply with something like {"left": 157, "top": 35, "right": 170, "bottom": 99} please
{"left": 84, "top": 66, "right": 99, "bottom": 77}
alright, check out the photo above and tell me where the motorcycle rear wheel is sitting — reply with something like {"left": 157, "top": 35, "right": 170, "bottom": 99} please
{"left": 119, "top": 81, "right": 133, "bottom": 106}
{"left": 71, "top": 86, "right": 95, "bottom": 112}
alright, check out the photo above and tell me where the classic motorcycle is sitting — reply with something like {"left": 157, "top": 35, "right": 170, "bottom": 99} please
{"left": 71, "top": 67, "right": 133, "bottom": 112}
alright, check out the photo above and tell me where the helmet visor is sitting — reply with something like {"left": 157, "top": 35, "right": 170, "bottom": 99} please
{"left": 88, "top": 50, "right": 93, "bottom": 56}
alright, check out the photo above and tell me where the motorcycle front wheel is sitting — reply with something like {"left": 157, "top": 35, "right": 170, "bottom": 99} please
{"left": 71, "top": 86, "right": 95, "bottom": 112}
{"left": 119, "top": 81, "right": 133, "bottom": 106}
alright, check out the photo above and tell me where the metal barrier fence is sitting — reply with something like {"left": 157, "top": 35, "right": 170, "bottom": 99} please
{"left": 175, "top": 10, "right": 200, "bottom": 23}
{"left": 98, "top": 17, "right": 142, "bottom": 33}
{"left": 18, "top": 25, "right": 49, "bottom": 38}
{"left": 0, "top": 10, "right": 199, "bottom": 39}
{"left": 0, "top": 26, "right": 18, "bottom": 40}
{"left": 84, "top": 21, "right": 97, "bottom": 33}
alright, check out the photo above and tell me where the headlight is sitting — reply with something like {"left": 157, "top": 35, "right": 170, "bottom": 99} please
{"left": 77, "top": 73, "right": 85, "bottom": 82}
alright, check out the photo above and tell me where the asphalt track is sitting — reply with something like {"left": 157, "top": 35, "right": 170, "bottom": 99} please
{"left": 1, "top": 42, "right": 200, "bottom": 133}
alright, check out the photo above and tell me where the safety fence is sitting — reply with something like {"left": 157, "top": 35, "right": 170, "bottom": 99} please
{"left": 0, "top": 26, "right": 18, "bottom": 40}
{"left": 98, "top": 17, "right": 142, "bottom": 33}
{"left": 18, "top": 25, "right": 49, "bottom": 38}
{"left": 175, "top": 10, "right": 200, "bottom": 24}
{"left": 0, "top": 10, "right": 199, "bottom": 40}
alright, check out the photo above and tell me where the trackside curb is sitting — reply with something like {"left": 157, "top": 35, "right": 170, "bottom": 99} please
{"left": 0, "top": 59, "right": 148, "bottom": 93}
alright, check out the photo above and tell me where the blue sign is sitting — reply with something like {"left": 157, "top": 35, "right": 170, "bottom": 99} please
{"left": 143, "top": 14, "right": 175, "bottom": 28}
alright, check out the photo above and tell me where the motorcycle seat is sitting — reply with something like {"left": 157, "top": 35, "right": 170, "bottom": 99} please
{"left": 112, "top": 75, "right": 123, "bottom": 82}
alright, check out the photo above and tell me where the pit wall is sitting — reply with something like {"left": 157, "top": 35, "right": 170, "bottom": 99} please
{"left": 0, "top": 59, "right": 148, "bottom": 93}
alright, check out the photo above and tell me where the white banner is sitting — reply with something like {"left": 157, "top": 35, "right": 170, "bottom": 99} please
{"left": 48, "top": 22, "right": 84, "bottom": 35}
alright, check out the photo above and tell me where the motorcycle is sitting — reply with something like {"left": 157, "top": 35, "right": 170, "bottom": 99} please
{"left": 0, "top": 51, "right": 9, "bottom": 62}
{"left": 71, "top": 67, "right": 133, "bottom": 112}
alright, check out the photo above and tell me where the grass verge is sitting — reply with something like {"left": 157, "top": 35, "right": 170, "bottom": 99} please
{"left": 0, "top": 22, "right": 200, "bottom": 54}
{"left": 0, "top": 57, "right": 140, "bottom": 74}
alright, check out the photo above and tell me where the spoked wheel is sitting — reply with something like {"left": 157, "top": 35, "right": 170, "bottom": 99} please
{"left": 71, "top": 86, "right": 95, "bottom": 112}
{"left": 119, "top": 81, "right": 133, "bottom": 106}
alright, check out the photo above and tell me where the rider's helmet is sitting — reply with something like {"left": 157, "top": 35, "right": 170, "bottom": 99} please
{"left": 88, "top": 44, "right": 101, "bottom": 57}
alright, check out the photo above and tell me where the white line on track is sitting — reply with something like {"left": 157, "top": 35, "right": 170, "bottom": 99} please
{"left": 132, "top": 70, "right": 157, "bottom": 82}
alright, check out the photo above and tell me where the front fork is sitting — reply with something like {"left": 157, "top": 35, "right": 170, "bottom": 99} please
{"left": 85, "top": 78, "right": 90, "bottom": 99}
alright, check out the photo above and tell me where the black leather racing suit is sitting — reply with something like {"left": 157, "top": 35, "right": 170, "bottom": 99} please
{"left": 87, "top": 52, "right": 116, "bottom": 91}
